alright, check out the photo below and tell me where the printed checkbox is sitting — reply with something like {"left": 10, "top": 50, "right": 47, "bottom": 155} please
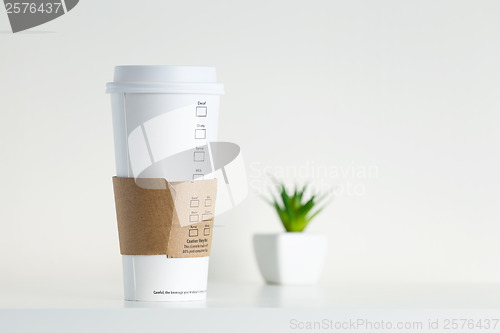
{"left": 195, "top": 129, "right": 206, "bottom": 139}
{"left": 189, "top": 214, "right": 199, "bottom": 223}
{"left": 205, "top": 199, "right": 212, "bottom": 207}
{"left": 202, "top": 214, "right": 211, "bottom": 221}
{"left": 194, "top": 151, "right": 205, "bottom": 162}
{"left": 190, "top": 200, "right": 199, "bottom": 207}
{"left": 196, "top": 106, "right": 207, "bottom": 117}
{"left": 189, "top": 229, "right": 199, "bottom": 237}
{"left": 204, "top": 228, "right": 210, "bottom": 236}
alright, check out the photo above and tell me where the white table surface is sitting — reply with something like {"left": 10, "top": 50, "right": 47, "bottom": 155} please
{"left": 1, "top": 281, "right": 500, "bottom": 309}
{"left": 1, "top": 281, "right": 500, "bottom": 332}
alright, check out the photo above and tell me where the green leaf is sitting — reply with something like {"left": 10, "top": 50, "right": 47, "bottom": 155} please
{"left": 280, "top": 185, "right": 294, "bottom": 221}
{"left": 297, "top": 196, "right": 316, "bottom": 219}
{"left": 306, "top": 206, "right": 326, "bottom": 224}
{"left": 262, "top": 178, "right": 331, "bottom": 232}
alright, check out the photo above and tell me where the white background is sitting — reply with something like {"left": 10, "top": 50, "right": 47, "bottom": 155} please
{"left": 0, "top": 0, "right": 499, "bottom": 296}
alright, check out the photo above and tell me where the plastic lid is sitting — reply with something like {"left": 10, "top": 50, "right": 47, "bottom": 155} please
{"left": 106, "top": 66, "right": 224, "bottom": 95}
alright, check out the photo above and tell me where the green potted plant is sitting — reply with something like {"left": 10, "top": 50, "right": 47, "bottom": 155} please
{"left": 254, "top": 183, "right": 330, "bottom": 285}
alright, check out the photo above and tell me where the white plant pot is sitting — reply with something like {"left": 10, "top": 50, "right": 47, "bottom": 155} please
{"left": 253, "top": 233, "right": 328, "bottom": 285}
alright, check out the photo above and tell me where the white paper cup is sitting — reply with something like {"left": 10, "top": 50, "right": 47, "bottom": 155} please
{"left": 106, "top": 66, "right": 224, "bottom": 301}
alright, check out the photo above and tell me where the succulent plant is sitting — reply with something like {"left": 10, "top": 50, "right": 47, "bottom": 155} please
{"left": 269, "top": 183, "right": 329, "bottom": 232}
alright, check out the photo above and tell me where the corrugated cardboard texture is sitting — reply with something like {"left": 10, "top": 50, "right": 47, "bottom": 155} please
{"left": 112, "top": 177, "right": 217, "bottom": 258}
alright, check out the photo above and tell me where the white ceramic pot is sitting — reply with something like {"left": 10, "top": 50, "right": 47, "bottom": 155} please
{"left": 253, "top": 233, "right": 328, "bottom": 285}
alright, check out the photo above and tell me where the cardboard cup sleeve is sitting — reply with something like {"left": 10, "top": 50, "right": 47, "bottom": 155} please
{"left": 112, "top": 177, "right": 217, "bottom": 258}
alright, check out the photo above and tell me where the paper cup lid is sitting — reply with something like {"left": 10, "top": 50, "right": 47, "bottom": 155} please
{"left": 106, "top": 66, "right": 224, "bottom": 95}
